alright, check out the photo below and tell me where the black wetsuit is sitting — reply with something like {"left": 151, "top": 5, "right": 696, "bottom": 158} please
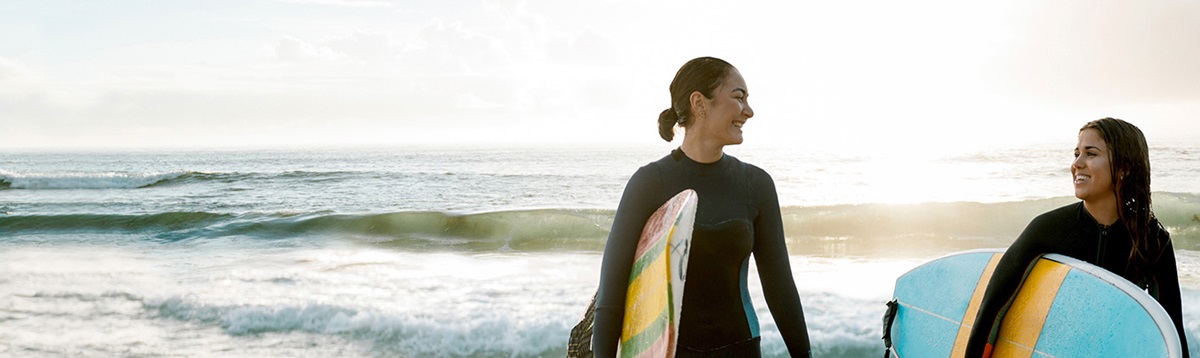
{"left": 965, "top": 202, "right": 1190, "bottom": 357}
{"left": 592, "top": 149, "right": 811, "bottom": 357}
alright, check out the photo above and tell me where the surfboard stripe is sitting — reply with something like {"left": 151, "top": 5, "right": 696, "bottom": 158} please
{"left": 950, "top": 252, "right": 1003, "bottom": 356}
{"left": 664, "top": 225, "right": 679, "bottom": 318}
{"left": 628, "top": 236, "right": 667, "bottom": 284}
{"left": 624, "top": 249, "right": 669, "bottom": 337}
{"left": 620, "top": 313, "right": 670, "bottom": 357}
{"left": 991, "top": 259, "right": 1071, "bottom": 358}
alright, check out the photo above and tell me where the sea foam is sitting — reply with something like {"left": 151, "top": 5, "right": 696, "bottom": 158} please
{"left": 145, "top": 295, "right": 573, "bottom": 356}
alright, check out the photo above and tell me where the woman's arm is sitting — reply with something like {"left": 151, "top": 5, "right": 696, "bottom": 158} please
{"left": 1153, "top": 235, "right": 1191, "bottom": 358}
{"left": 965, "top": 213, "right": 1056, "bottom": 357}
{"left": 592, "top": 166, "right": 663, "bottom": 357}
{"left": 751, "top": 169, "right": 811, "bottom": 357}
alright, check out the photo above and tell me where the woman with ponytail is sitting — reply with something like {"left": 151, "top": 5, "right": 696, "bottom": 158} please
{"left": 965, "top": 117, "right": 1190, "bottom": 357}
{"left": 592, "top": 57, "right": 811, "bottom": 357}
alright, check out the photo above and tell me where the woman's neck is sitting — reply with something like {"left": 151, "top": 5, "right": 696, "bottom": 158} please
{"left": 1083, "top": 198, "right": 1119, "bottom": 226}
{"left": 679, "top": 137, "right": 724, "bottom": 164}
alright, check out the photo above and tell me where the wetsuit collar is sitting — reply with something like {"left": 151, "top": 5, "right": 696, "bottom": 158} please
{"left": 671, "top": 147, "right": 726, "bottom": 164}
{"left": 1076, "top": 201, "right": 1121, "bottom": 231}
{"left": 670, "top": 147, "right": 730, "bottom": 176}
{"left": 672, "top": 147, "right": 726, "bottom": 163}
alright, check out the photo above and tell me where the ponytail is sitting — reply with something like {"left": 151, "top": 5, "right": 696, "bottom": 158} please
{"left": 658, "top": 108, "right": 679, "bottom": 141}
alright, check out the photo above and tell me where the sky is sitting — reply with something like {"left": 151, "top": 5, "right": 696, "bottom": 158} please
{"left": 1, "top": 0, "right": 1199, "bottom": 153}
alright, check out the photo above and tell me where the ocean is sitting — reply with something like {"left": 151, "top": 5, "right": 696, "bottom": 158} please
{"left": 1, "top": 142, "right": 1198, "bottom": 357}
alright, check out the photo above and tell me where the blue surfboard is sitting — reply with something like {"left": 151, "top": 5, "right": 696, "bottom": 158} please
{"left": 887, "top": 249, "right": 1183, "bottom": 357}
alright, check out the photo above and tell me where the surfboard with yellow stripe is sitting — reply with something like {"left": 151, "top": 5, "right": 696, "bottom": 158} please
{"left": 887, "top": 249, "right": 1183, "bottom": 358}
{"left": 618, "top": 189, "right": 697, "bottom": 358}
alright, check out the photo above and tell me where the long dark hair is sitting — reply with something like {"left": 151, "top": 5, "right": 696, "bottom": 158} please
{"left": 1081, "top": 117, "right": 1163, "bottom": 277}
{"left": 657, "top": 57, "right": 734, "bottom": 142}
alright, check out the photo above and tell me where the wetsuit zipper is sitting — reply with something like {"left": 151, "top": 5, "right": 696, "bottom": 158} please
{"left": 1095, "top": 225, "right": 1108, "bottom": 265}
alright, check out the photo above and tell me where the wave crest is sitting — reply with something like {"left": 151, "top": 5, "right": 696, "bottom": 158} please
{"left": 3, "top": 193, "right": 1198, "bottom": 252}
{"left": 0, "top": 169, "right": 193, "bottom": 189}
{"left": 0, "top": 170, "right": 369, "bottom": 190}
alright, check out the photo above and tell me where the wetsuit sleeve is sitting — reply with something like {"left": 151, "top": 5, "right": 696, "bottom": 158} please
{"left": 964, "top": 214, "right": 1054, "bottom": 357}
{"left": 1153, "top": 236, "right": 1190, "bottom": 358}
{"left": 592, "top": 166, "right": 663, "bottom": 358}
{"left": 750, "top": 169, "right": 812, "bottom": 357}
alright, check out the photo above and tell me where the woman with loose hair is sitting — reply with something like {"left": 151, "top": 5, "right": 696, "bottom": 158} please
{"left": 965, "top": 117, "right": 1190, "bottom": 357}
{"left": 592, "top": 57, "right": 811, "bottom": 357}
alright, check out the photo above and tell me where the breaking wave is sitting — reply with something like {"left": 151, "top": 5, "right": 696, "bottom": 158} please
{"left": 2, "top": 193, "right": 1197, "bottom": 252}
{"left": 0, "top": 169, "right": 194, "bottom": 189}
{"left": 0, "top": 170, "right": 361, "bottom": 190}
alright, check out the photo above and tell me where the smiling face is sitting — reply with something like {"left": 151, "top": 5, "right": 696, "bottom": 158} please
{"left": 1072, "top": 128, "right": 1117, "bottom": 206}
{"left": 690, "top": 68, "right": 754, "bottom": 146}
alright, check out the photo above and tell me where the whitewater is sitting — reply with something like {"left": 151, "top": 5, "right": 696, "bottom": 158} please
{"left": 1, "top": 143, "right": 1198, "bottom": 357}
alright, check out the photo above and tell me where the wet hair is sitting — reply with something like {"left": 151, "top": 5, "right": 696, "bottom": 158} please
{"left": 1080, "top": 117, "right": 1162, "bottom": 279}
{"left": 657, "top": 57, "right": 735, "bottom": 142}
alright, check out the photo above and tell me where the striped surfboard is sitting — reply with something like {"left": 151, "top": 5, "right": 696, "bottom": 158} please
{"left": 888, "top": 249, "right": 1183, "bottom": 358}
{"left": 618, "top": 189, "right": 697, "bottom": 358}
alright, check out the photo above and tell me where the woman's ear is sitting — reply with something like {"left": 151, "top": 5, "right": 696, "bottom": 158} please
{"left": 689, "top": 91, "right": 706, "bottom": 121}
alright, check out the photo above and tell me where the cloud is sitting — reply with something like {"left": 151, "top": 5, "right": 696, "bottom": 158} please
{"left": 993, "top": 0, "right": 1200, "bottom": 104}
{"left": 548, "top": 27, "right": 619, "bottom": 66}
{"left": 268, "top": 18, "right": 514, "bottom": 76}
{"left": 456, "top": 92, "right": 504, "bottom": 110}
{"left": 272, "top": 32, "right": 403, "bottom": 68}
{"left": 273, "top": 0, "right": 394, "bottom": 8}
{"left": 322, "top": 32, "right": 394, "bottom": 62}
{"left": 398, "top": 18, "right": 511, "bottom": 75}
{"left": 0, "top": 57, "right": 53, "bottom": 121}
{"left": 274, "top": 36, "right": 346, "bottom": 63}
{"left": 0, "top": 57, "right": 39, "bottom": 85}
